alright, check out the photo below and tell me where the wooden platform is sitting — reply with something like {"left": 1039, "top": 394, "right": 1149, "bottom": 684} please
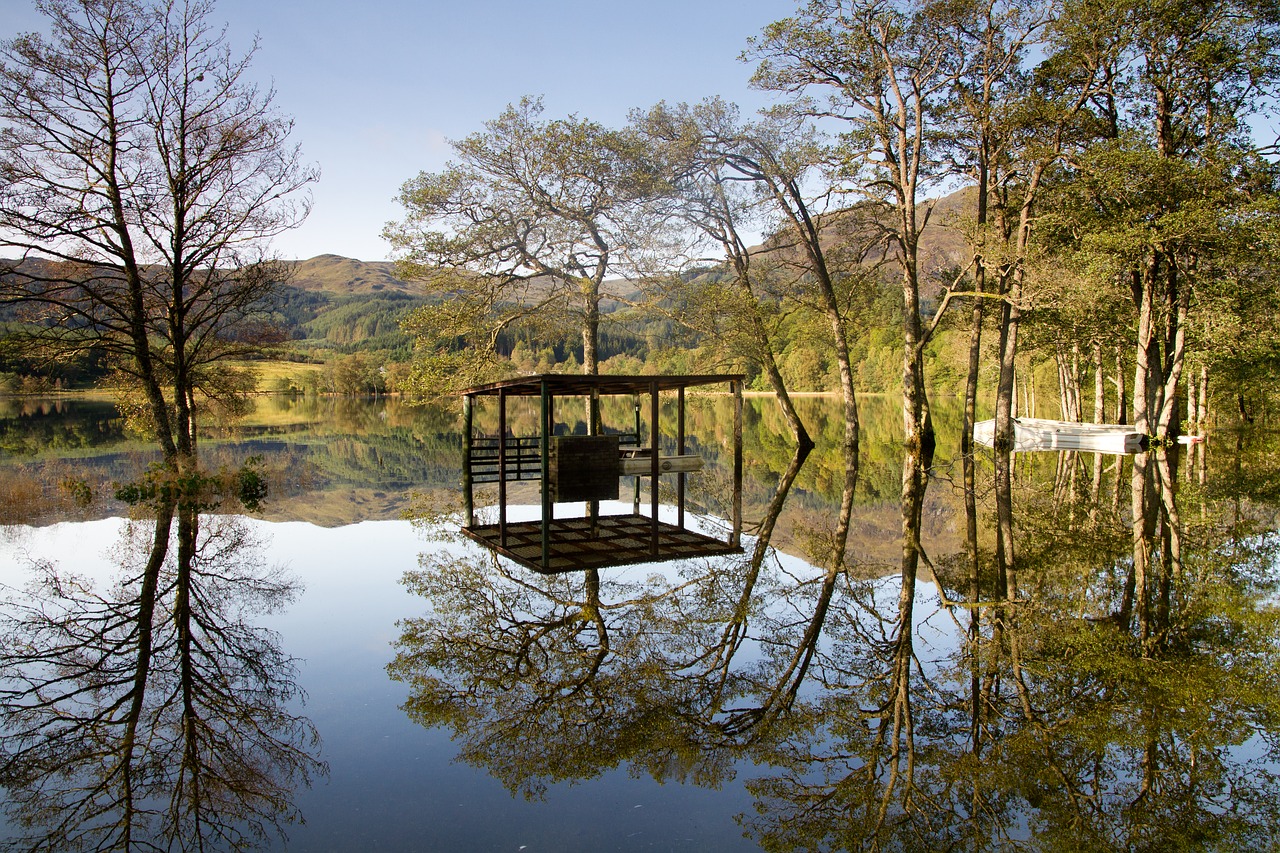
{"left": 461, "top": 514, "right": 741, "bottom": 574}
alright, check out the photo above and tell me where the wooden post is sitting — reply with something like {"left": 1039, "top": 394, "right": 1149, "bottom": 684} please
{"left": 498, "top": 387, "right": 508, "bottom": 547}
{"left": 463, "top": 394, "right": 474, "bottom": 528}
{"left": 650, "top": 379, "right": 660, "bottom": 558}
{"left": 633, "top": 396, "right": 641, "bottom": 513}
{"left": 540, "top": 379, "right": 551, "bottom": 571}
{"left": 732, "top": 379, "right": 743, "bottom": 549}
{"left": 677, "top": 386, "right": 686, "bottom": 530}
{"left": 589, "top": 387, "right": 600, "bottom": 531}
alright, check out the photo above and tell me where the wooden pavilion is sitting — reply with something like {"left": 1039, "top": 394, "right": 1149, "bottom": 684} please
{"left": 459, "top": 374, "right": 744, "bottom": 573}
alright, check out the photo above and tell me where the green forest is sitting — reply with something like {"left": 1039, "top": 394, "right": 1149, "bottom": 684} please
{"left": 376, "top": 0, "right": 1280, "bottom": 444}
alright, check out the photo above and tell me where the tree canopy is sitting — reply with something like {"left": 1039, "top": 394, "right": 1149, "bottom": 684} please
{"left": 385, "top": 96, "right": 659, "bottom": 388}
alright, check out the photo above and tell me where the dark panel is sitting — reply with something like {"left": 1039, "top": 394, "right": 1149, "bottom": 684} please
{"left": 548, "top": 435, "right": 619, "bottom": 502}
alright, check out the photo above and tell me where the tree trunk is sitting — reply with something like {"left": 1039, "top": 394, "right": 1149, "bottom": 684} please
{"left": 1094, "top": 341, "right": 1106, "bottom": 423}
{"left": 582, "top": 279, "right": 601, "bottom": 376}
{"left": 963, "top": 270, "right": 985, "bottom": 608}
{"left": 1196, "top": 365, "right": 1208, "bottom": 427}
{"left": 994, "top": 277, "right": 1022, "bottom": 602}
{"left": 1115, "top": 345, "right": 1128, "bottom": 424}
{"left": 1132, "top": 262, "right": 1158, "bottom": 434}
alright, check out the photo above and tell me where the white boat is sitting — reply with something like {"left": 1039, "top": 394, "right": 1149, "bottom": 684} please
{"left": 973, "top": 417, "right": 1149, "bottom": 454}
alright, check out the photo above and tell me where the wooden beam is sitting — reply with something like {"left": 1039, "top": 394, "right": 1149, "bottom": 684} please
{"left": 619, "top": 455, "right": 703, "bottom": 475}
{"left": 463, "top": 394, "right": 474, "bottom": 528}
{"left": 650, "top": 379, "right": 660, "bottom": 557}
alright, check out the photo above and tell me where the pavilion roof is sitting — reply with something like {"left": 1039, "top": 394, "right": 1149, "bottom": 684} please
{"left": 459, "top": 373, "right": 743, "bottom": 398}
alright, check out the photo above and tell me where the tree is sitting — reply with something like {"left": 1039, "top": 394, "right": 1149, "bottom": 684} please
{"left": 1043, "top": 0, "right": 1280, "bottom": 439}
{"left": 0, "top": 0, "right": 316, "bottom": 473}
{"left": 0, "top": 493, "right": 324, "bottom": 850}
{"left": 1024, "top": 0, "right": 1280, "bottom": 635}
{"left": 632, "top": 99, "right": 814, "bottom": 449}
{"left": 750, "top": 0, "right": 975, "bottom": 456}
{"left": 385, "top": 97, "right": 654, "bottom": 387}
{"left": 750, "top": 0, "right": 988, "bottom": 634}
{"left": 634, "top": 98, "right": 876, "bottom": 591}
{"left": 924, "top": 0, "right": 1054, "bottom": 612}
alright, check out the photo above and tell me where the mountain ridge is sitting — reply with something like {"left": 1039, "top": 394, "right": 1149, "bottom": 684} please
{"left": 281, "top": 254, "right": 419, "bottom": 296}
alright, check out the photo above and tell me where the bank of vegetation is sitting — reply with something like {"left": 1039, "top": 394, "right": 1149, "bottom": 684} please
{"left": 2, "top": 0, "right": 1278, "bottom": 440}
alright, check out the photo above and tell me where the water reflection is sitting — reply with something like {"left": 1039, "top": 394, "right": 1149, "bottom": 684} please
{"left": 0, "top": 491, "right": 324, "bottom": 850}
{"left": 4, "top": 395, "right": 1280, "bottom": 849}
{"left": 393, "top": 432, "right": 1280, "bottom": 850}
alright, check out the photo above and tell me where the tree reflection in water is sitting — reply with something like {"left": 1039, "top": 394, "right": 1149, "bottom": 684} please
{"left": 0, "top": 490, "right": 325, "bottom": 851}
{"left": 393, "top": 432, "right": 1280, "bottom": 851}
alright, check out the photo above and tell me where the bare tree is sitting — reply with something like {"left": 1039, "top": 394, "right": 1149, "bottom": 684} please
{"left": 0, "top": 0, "right": 316, "bottom": 472}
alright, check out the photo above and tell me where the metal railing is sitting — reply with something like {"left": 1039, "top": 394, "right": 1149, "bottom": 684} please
{"left": 467, "top": 432, "right": 640, "bottom": 483}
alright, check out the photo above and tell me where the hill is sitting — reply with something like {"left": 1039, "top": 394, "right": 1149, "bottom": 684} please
{"left": 751, "top": 187, "right": 972, "bottom": 286}
{"left": 281, "top": 254, "right": 422, "bottom": 296}
{"left": 2, "top": 185, "right": 979, "bottom": 386}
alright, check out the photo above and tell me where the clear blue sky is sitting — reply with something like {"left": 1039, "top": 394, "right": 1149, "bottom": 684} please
{"left": 7, "top": 0, "right": 793, "bottom": 262}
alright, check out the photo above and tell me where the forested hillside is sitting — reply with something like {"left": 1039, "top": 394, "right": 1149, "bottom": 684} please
{"left": 0, "top": 183, "right": 1113, "bottom": 404}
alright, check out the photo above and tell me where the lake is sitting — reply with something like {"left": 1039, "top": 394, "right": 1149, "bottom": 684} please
{"left": 1, "top": 393, "right": 1278, "bottom": 851}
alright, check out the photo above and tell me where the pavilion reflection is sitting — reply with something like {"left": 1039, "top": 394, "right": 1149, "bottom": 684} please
{"left": 394, "top": 434, "right": 1280, "bottom": 850}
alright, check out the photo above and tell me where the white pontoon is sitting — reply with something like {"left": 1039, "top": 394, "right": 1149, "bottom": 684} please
{"left": 973, "top": 417, "right": 1149, "bottom": 454}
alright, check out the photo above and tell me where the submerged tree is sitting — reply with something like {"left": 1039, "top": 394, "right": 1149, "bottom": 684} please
{"left": 1038, "top": 0, "right": 1280, "bottom": 438}
{"left": 633, "top": 98, "right": 876, "bottom": 584}
{"left": 0, "top": 0, "right": 316, "bottom": 473}
{"left": 632, "top": 99, "right": 815, "bottom": 450}
{"left": 750, "top": 0, "right": 974, "bottom": 456}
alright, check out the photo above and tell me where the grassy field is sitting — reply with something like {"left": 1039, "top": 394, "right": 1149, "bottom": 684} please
{"left": 227, "top": 359, "right": 322, "bottom": 392}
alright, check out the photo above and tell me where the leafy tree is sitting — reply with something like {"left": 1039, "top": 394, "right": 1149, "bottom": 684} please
{"left": 1041, "top": 0, "right": 1280, "bottom": 438}
{"left": 385, "top": 97, "right": 655, "bottom": 388}
{"left": 323, "top": 352, "right": 385, "bottom": 396}
{"left": 635, "top": 99, "right": 881, "bottom": 585}
{"left": 632, "top": 99, "right": 817, "bottom": 448}
{"left": 750, "top": 0, "right": 975, "bottom": 455}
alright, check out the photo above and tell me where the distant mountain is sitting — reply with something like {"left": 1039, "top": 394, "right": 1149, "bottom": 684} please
{"left": 752, "top": 186, "right": 973, "bottom": 278}
{"left": 4, "top": 185, "right": 979, "bottom": 367}
{"left": 281, "top": 254, "right": 422, "bottom": 296}
{"left": 0, "top": 253, "right": 422, "bottom": 297}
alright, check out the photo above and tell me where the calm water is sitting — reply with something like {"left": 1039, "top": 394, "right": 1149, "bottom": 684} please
{"left": 1, "top": 395, "right": 1278, "bottom": 851}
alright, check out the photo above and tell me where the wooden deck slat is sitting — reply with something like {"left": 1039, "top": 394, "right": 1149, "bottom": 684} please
{"left": 461, "top": 514, "right": 740, "bottom": 574}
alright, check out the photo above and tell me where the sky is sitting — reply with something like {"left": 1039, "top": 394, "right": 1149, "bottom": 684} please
{"left": 5, "top": 0, "right": 794, "bottom": 262}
